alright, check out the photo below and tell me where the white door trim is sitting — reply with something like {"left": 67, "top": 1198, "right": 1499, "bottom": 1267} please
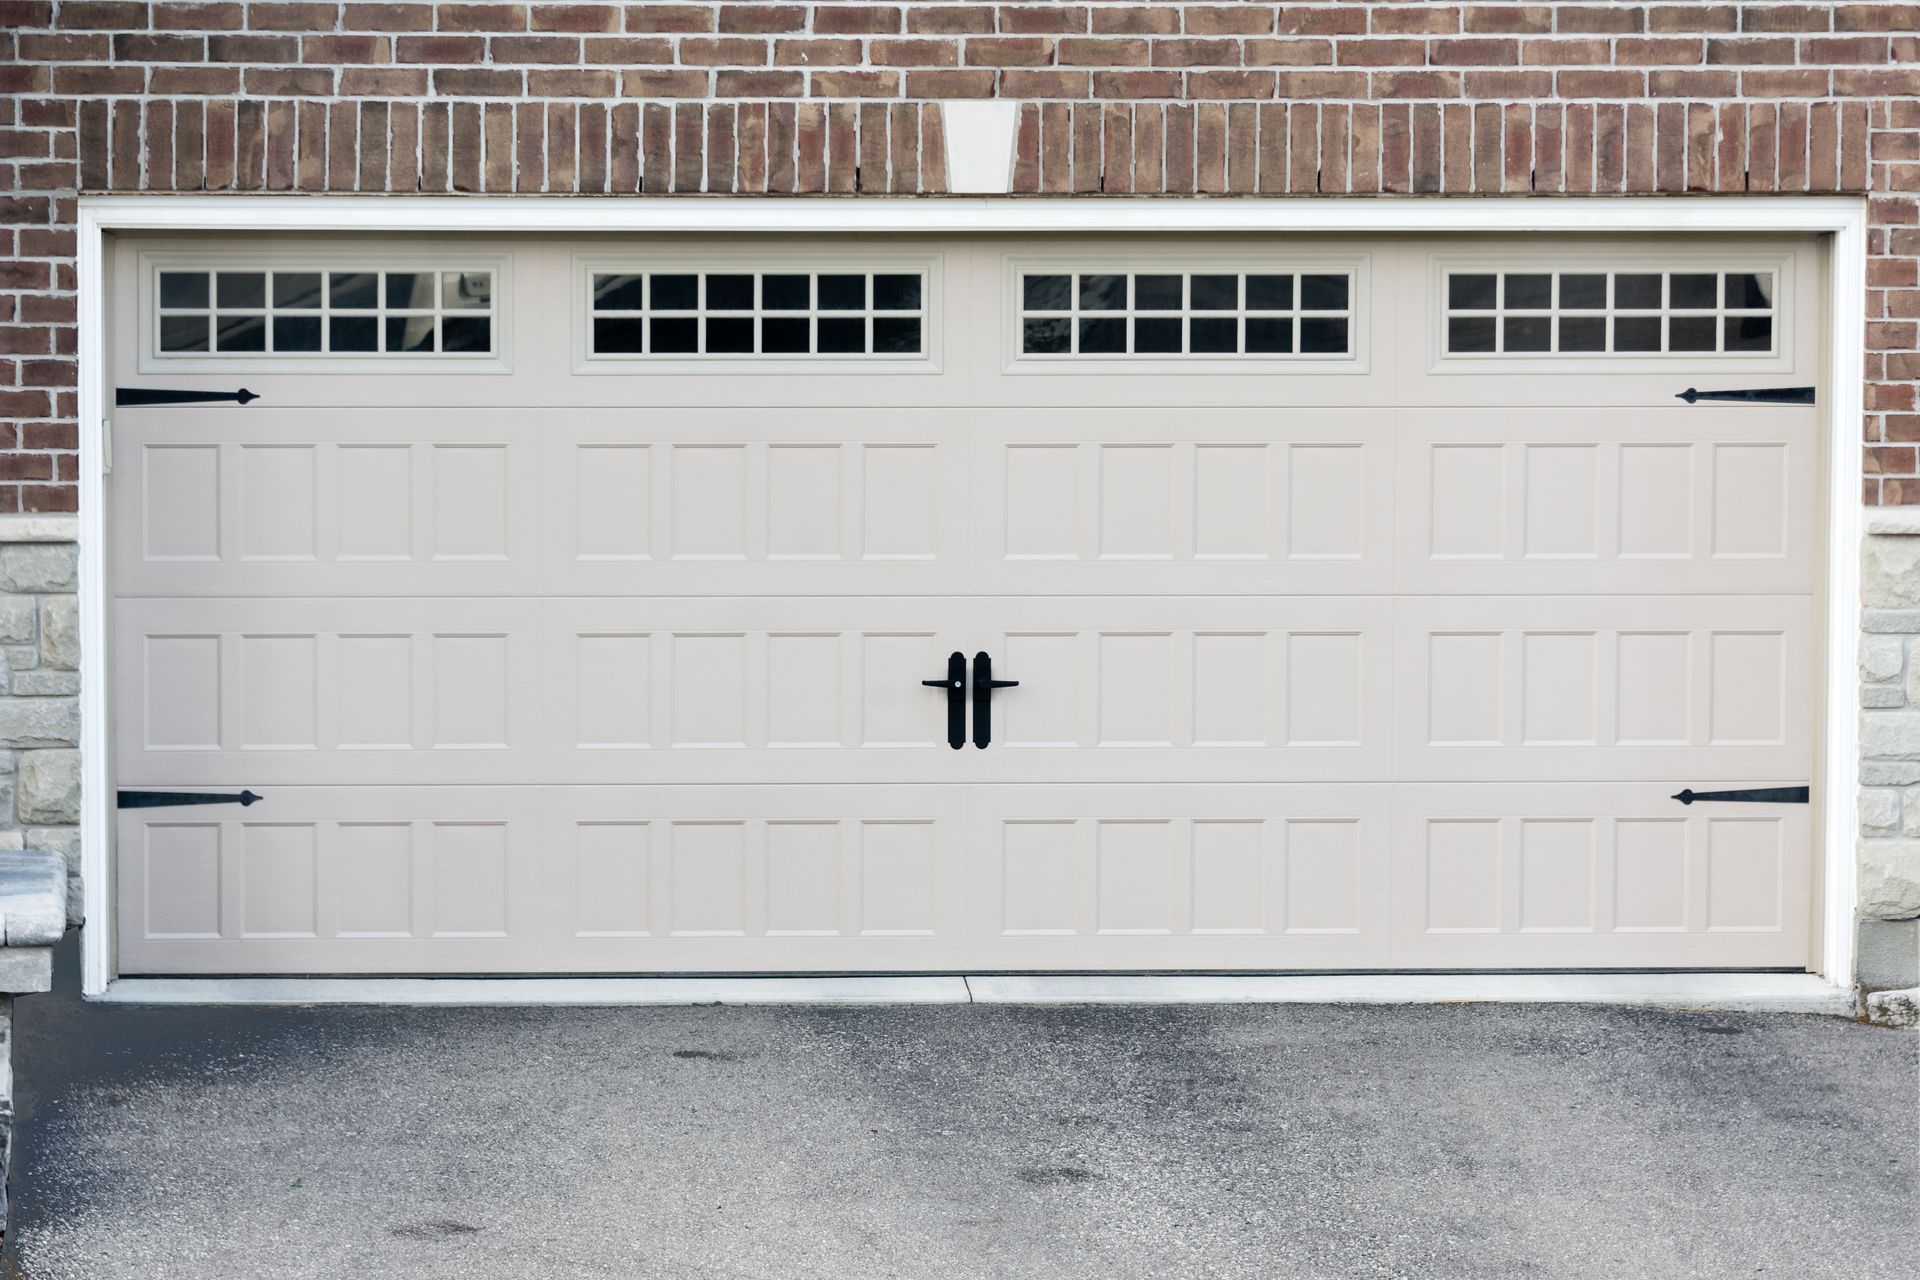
{"left": 75, "top": 194, "right": 1868, "bottom": 1000}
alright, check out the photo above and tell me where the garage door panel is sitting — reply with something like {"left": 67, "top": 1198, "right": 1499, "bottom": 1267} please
{"left": 1396, "top": 410, "right": 1818, "bottom": 595}
{"left": 965, "top": 597, "right": 1394, "bottom": 782}
{"left": 971, "top": 410, "right": 1395, "bottom": 595}
{"left": 1394, "top": 596, "right": 1813, "bottom": 782}
{"left": 1390, "top": 784, "right": 1812, "bottom": 967}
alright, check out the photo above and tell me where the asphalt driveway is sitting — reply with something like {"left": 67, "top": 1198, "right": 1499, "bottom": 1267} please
{"left": 5, "top": 951, "right": 1915, "bottom": 1279}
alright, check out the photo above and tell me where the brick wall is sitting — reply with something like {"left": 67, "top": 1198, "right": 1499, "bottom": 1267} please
{"left": 0, "top": 1, "right": 1916, "bottom": 510}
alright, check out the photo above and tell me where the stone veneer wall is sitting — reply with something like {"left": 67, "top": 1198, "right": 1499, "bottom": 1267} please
{"left": 1858, "top": 506, "right": 1920, "bottom": 992}
{"left": 0, "top": 518, "right": 80, "bottom": 928}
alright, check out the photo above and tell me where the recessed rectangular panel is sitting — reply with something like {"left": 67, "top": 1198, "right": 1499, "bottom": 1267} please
{"left": 1002, "top": 821, "right": 1076, "bottom": 935}
{"left": 670, "top": 633, "right": 747, "bottom": 747}
{"left": 431, "top": 822, "right": 509, "bottom": 936}
{"left": 767, "top": 445, "right": 841, "bottom": 560}
{"left": 1289, "top": 444, "right": 1365, "bottom": 559}
{"left": 862, "top": 633, "right": 938, "bottom": 747}
{"left": 860, "top": 821, "right": 936, "bottom": 935}
{"left": 1518, "top": 820, "right": 1594, "bottom": 932}
{"left": 239, "top": 446, "right": 317, "bottom": 561}
{"left": 1288, "top": 633, "right": 1362, "bottom": 746}
{"left": 670, "top": 445, "right": 748, "bottom": 560}
{"left": 336, "top": 445, "right": 413, "bottom": 561}
{"left": 1191, "top": 820, "right": 1264, "bottom": 934}
{"left": 1098, "top": 633, "right": 1173, "bottom": 745}
{"left": 1426, "top": 819, "right": 1500, "bottom": 933}
{"left": 1521, "top": 633, "right": 1596, "bottom": 746}
{"left": 144, "top": 823, "right": 222, "bottom": 937}
{"left": 1618, "top": 444, "right": 1692, "bottom": 558}
{"left": 766, "top": 821, "right": 840, "bottom": 935}
{"left": 1096, "top": 820, "right": 1171, "bottom": 934}
{"left": 575, "top": 445, "right": 651, "bottom": 560}
{"left": 1194, "top": 445, "right": 1266, "bottom": 558}
{"left": 143, "top": 445, "right": 221, "bottom": 561}
{"left": 241, "top": 635, "right": 317, "bottom": 749}
{"left": 1193, "top": 633, "right": 1264, "bottom": 746}
{"left": 1429, "top": 445, "right": 1504, "bottom": 559}
{"left": 431, "top": 445, "right": 509, "bottom": 560}
{"left": 240, "top": 824, "right": 318, "bottom": 937}
{"left": 335, "top": 823, "right": 414, "bottom": 937}
{"left": 337, "top": 635, "right": 412, "bottom": 748}
{"left": 576, "top": 634, "right": 650, "bottom": 748}
{"left": 1004, "top": 445, "right": 1077, "bottom": 559}
{"left": 1000, "top": 633, "right": 1076, "bottom": 747}
{"left": 1707, "top": 818, "right": 1783, "bottom": 931}
{"left": 1099, "top": 445, "right": 1173, "bottom": 558}
{"left": 1613, "top": 819, "right": 1687, "bottom": 931}
{"left": 1428, "top": 633, "right": 1503, "bottom": 746}
{"left": 1710, "top": 631, "right": 1785, "bottom": 745}
{"left": 668, "top": 822, "right": 746, "bottom": 936}
{"left": 1711, "top": 443, "right": 1787, "bottom": 558}
{"left": 767, "top": 633, "right": 839, "bottom": 747}
{"left": 574, "top": 822, "right": 650, "bottom": 936}
{"left": 145, "top": 635, "right": 222, "bottom": 749}
{"left": 1616, "top": 632, "right": 1691, "bottom": 745}
{"left": 862, "top": 444, "right": 936, "bottom": 560}
{"left": 1523, "top": 445, "right": 1596, "bottom": 558}
{"left": 432, "top": 634, "right": 509, "bottom": 748}
{"left": 1285, "top": 820, "right": 1361, "bottom": 934}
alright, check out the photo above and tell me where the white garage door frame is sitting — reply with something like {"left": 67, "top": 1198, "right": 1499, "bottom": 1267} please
{"left": 72, "top": 194, "right": 1868, "bottom": 1006}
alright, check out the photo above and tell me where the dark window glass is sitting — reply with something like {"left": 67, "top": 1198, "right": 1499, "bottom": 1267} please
{"left": 705, "top": 315, "right": 755, "bottom": 353}
{"left": 443, "top": 272, "right": 489, "bottom": 309}
{"left": 761, "top": 274, "right": 810, "bottom": 311}
{"left": 1079, "top": 274, "right": 1128, "bottom": 311}
{"left": 1614, "top": 315, "right": 1662, "bottom": 351}
{"left": 1670, "top": 315, "right": 1717, "bottom": 351}
{"left": 706, "top": 275, "right": 754, "bottom": 311}
{"left": 330, "top": 315, "right": 378, "bottom": 352}
{"left": 1724, "top": 314, "right": 1773, "bottom": 352}
{"left": 159, "top": 313, "right": 209, "bottom": 352}
{"left": 441, "top": 315, "right": 491, "bottom": 352}
{"left": 1079, "top": 317, "right": 1127, "bottom": 352}
{"left": 1504, "top": 274, "right": 1552, "bottom": 309}
{"left": 1134, "top": 317, "right": 1181, "bottom": 353}
{"left": 818, "top": 275, "right": 866, "bottom": 310}
{"left": 1246, "top": 317, "right": 1293, "bottom": 353}
{"left": 1189, "top": 316, "right": 1238, "bottom": 353}
{"left": 1135, "top": 275, "right": 1182, "bottom": 311}
{"left": 384, "top": 272, "right": 434, "bottom": 309}
{"left": 1559, "top": 316, "right": 1606, "bottom": 352}
{"left": 593, "top": 316, "right": 646, "bottom": 353}
{"left": 873, "top": 316, "right": 921, "bottom": 354}
{"left": 818, "top": 316, "right": 866, "bottom": 353}
{"left": 650, "top": 316, "right": 698, "bottom": 354}
{"left": 273, "top": 273, "right": 323, "bottom": 309}
{"left": 1503, "top": 315, "right": 1551, "bottom": 352}
{"left": 1300, "top": 317, "right": 1348, "bottom": 354}
{"left": 873, "top": 274, "right": 921, "bottom": 311}
{"left": 385, "top": 315, "right": 435, "bottom": 353}
{"left": 1559, "top": 274, "right": 1607, "bottom": 309}
{"left": 160, "top": 272, "right": 210, "bottom": 309}
{"left": 1190, "top": 275, "right": 1238, "bottom": 311}
{"left": 1246, "top": 275, "right": 1293, "bottom": 310}
{"left": 1448, "top": 315, "right": 1496, "bottom": 353}
{"left": 217, "top": 272, "right": 266, "bottom": 309}
{"left": 1023, "top": 275, "right": 1071, "bottom": 311}
{"left": 1726, "top": 272, "right": 1772, "bottom": 309}
{"left": 1448, "top": 274, "right": 1497, "bottom": 310}
{"left": 1022, "top": 317, "right": 1071, "bottom": 353}
{"left": 594, "top": 274, "right": 647, "bottom": 310}
{"left": 1300, "top": 274, "right": 1349, "bottom": 312}
{"left": 1615, "top": 274, "right": 1662, "bottom": 309}
{"left": 272, "top": 315, "right": 322, "bottom": 352}
{"left": 215, "top": 313, "right": 266, "bottom": 352}
{"left": 650, "top": 275, "right": 698, "bottom": 310}
{"left": 329, "top": 272, "right": 379, "bottom": 309}
{"left": 761, "top": 316, "right": 809, "bottom": 353}
{"left": 1670, "top": 273, "right": 1717, "bottom": 309}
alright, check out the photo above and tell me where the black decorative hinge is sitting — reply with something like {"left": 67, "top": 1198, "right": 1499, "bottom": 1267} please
{"left": 1671, "top": 786, "right": 1810, "bottom": 806}
{"left": 1675, "top": 386, "right": 1815, "bottom": 406}
{"left": 115, "top": 387, "right": 259, "bottom": 408}
{"left": 117, "top": 789, "right": 263, "bottom": 810}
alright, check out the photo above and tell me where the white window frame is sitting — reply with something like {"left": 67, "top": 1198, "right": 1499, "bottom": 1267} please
{"left": 74, "top": 195, "right": 1867, "bottom": 1006}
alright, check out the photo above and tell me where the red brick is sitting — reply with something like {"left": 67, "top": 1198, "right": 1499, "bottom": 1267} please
{"left": 810, "top": 70, "right": 901, "bottom": 97}
{"left": 625, "top": 4, "right": 713, "bottom": 33}
{"left": 440, "top": 5, "right": 529, "bottom": 32}
{"left": 718, "top": 5, "right": 804, "bottom": 34}
{"left": 815, "top": 6, "right": 902, "bottom": 35}
{"left": 532, "top": 4, "right": 619, "bottom": 32}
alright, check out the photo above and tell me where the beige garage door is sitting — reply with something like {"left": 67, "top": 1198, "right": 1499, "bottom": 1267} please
{"left": 109, "top": 233, "right": 1824, "bottom": 975}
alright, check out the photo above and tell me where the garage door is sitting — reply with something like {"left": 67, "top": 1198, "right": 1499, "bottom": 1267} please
{"left": 109, "top": 233, "right": 1823, "bottom": 975}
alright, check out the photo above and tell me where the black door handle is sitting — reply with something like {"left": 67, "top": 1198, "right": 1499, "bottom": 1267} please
{"left": 922, "top": 651, "right": 966, "bottom": 750}
{"left": 972, "top": 651, "right": 1018, "bottom": 749}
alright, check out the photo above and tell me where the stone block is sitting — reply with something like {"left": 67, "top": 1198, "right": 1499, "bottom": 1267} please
{"left": 1860, "top": 840, "right": 1920, "bottom": 920}
{"left": 1, "top": 647, "right": 35, "bottom": 673}
{"left": 19, "top": 750, "right": 77, "bottom": 826}
{"left": 38, "top": 595, "right": 76, "bottom": 672}
{"left": 1861, "top": 712, "right": 1920, "bottom": 761}
{"left": 1857, "top": 918, "right": 1920, "bottom": 991}
{"left": 1862, "top": 788, "right": 1902, "bottom": 836}
{"left": 0, "top": 700, "right": 76, "bottom": 749}
{"left": 0, "top": 598, "right": 33, "bottom": 646}
{"left": 0, "top": 949, "right": 49, "bottom": 995}
{"left": 1864, "top": 761, "right": 1920, "bottom": 786}
{"left": 1861, "top": 635, "right": 1906, "bottom": 682}
{"left": 9, "top": 671, "right": 77, "bottom": 697}
{"left": 0, "top": 544, "right": 76, "bottom": 594}
{"left": 1863, "top": 686, "right": 1905, "bottom": 709}
{"left": 1866, "top": 986, "right": 1920, "bottom": 1029}
{"left": 1863, "top": 610, "right": 1920, "bottom": 634}
{"left": 1863, "top": 532, "right": 1920, "bottom": 609}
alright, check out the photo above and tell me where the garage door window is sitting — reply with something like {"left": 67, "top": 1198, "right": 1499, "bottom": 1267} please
{"left": 155, "top": 268, "right": 495, "bottom": 356}
{"left": 1018, "top": 270, "right": 1353, "bottom": 358}
{"left": 587, "top": 270, "right": 926, "bottom": 358}
{"left": 1443, "top": 269, "right": 1776, "bottom": 357}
